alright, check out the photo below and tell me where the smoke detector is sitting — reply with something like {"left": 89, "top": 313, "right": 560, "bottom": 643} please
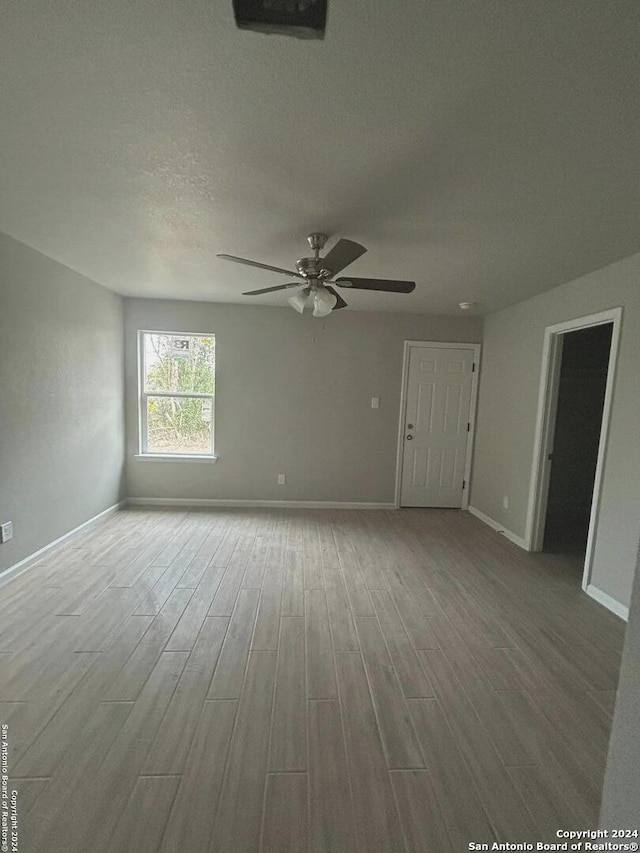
{"left": 458, "top": 302, "right": 477, "bottom": 311}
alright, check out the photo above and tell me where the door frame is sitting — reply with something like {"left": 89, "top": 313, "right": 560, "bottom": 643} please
{"left": 524, "top": 307, "right": 623, "bottom": 591}
{"left": 394, "top": 341, "right": 482, "bottom": 509}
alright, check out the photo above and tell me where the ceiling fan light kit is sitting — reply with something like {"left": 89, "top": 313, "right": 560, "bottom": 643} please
{"left": 288, "top": 289, "right": 309, "bottom": 313}
{"left": 287, "top": 283, "right": 337, "bottom": 316}
{"left": 217, "top": 233, "right": 416, "bottom": 317}
{"left": 312, "top": 286, "right": 337, "bottom": 316}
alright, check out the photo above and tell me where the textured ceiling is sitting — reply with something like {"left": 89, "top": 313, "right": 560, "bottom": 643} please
{"left": 1, "top": 0, "right": 640, "bottom": 315}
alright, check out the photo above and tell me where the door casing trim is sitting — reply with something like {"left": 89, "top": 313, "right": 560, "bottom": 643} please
{"left": 394, "top": 341, "right": 482, "bottom": 509}
{"left": 524, "top": 307, "right": 623, "bottom": 592}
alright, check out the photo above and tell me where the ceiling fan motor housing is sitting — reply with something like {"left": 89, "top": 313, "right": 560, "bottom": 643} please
{"left": 295, "top": 257, "right": 329, "bottom": 278}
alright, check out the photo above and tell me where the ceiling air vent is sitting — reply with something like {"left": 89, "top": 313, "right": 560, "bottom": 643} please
{"left": 232, "top": 0, "right": 327, "bottom": 39}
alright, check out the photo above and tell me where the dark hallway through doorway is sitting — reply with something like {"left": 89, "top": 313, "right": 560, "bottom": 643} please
{"left": 543, "top": 323, "right": 613, "bottom": 571}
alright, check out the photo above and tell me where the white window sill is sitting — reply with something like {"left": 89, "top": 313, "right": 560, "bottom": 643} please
{"left": 135, "top": 454, "right": 218, "bottom": 463}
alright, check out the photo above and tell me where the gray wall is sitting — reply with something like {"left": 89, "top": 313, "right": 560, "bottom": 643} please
{"left": 124, "top": 299, "right": 482, "bottom": 504}
{"left": 471, "top": 251, "right": 640, "bottom": 607}
{"left": 0, "top": 232, "right": 125, "bottom": 574}
{"left": 600, "top": 537, "right": 640, "bottom": 827}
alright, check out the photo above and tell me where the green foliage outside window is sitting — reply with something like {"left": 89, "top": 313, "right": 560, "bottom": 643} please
{"left": 144, "top": 334, "right": 215, "bottom": 453}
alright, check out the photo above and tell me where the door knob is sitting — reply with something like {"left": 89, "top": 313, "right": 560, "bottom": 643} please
{"left": 407, "top": 424, "right": 414, "bottom": 429}
{"left": 406, "top": 435, "right": 413, "bottom": 440}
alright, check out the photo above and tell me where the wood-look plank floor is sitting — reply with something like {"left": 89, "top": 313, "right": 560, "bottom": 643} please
{"left": 0, "top": 507, "right": 626, "bottom": 852}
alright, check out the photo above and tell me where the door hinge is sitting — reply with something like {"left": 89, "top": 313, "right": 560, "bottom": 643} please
{"left": 467, "top": 422, "right": 470, "bottom": 432}
{"left": 472, "top": 363, "right": 476, "bottom": 372}
{"left": 463, "top": 479, "right": 466, "bottom": 489}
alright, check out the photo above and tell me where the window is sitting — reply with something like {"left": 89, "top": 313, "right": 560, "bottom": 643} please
{"left": 138, "top": 331, "right": 216, "bottom": 457}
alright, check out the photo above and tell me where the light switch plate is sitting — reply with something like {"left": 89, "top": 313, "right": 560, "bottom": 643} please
{"left": 371, "top": 397, "right": 379, "bottom": 409}
{"left": 0, "top": 521, "right": 13, "bottom": 543}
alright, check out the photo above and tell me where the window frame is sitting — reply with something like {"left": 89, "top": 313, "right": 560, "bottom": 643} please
{"left": 137, "top": 329, "right": 217, "bottom": 460}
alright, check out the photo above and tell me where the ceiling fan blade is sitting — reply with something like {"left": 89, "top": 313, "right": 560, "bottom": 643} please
{"left": 321, "top": 239, "right": 367, "bottom": 276}
{"left": 217, "top": 254, "right": 304, "bottom": 279}
{"left": 335, "top": 277, "right": 416, "bottom": 293}
{"left": 324, "top": 285, "right": 348, "bottom": 310}
{"left": 242, "top": 283, "right": 301, "bottom": 295}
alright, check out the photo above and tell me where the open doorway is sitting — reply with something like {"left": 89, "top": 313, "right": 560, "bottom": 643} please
{"left": 526, "top": 308, "right": 622, "bottom": 593}
{"left": 542, "top": 324, "right": 612, "bottom": 568}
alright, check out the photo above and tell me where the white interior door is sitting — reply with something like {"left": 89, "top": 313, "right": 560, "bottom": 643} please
{"left": 400, "top": 345, "right": 476, "bottom": 507}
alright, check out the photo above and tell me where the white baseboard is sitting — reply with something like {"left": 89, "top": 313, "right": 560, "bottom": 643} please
{"left": 467, "top": 506, "right": 529, "bottom": 550}
{"left": 468, "top": 508, "right": 629, "bottom": 621}
{"left": 126, "top": 497, "right": 396, "bottom": 510}
{"left": 586, "top": 584, "right": 629, "bottom": 621}
{"left": 0, "top": 501, "right": 125, "bottom": 586}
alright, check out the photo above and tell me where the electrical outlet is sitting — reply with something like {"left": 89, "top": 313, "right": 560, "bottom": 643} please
{"left": 277, "top": 474, "right": 286, "bottom": 485}
{"left": 502, "top": 496, "right": 509, "bottom": 510}
{"left": 371, "top": 397, "right": 379, "bottom": 409}
{"left": 0, "top": 521, "right": 13, "bottom": 543}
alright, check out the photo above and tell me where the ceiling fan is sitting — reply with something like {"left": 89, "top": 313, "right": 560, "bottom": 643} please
{"left": 217, "top": 233, "right": 416, "bottom": 317}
